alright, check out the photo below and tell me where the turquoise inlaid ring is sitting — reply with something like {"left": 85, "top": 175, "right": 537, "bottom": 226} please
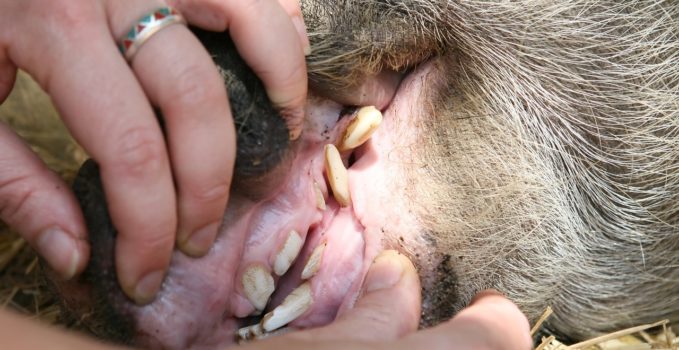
{"left": 119, "top": 7, "right": 186, "bottom": 62}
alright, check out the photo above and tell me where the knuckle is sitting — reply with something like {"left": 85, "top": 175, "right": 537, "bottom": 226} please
{"left": 185, "top": 180, "right": 230, "bottom": 204}
{"left": 280, "top": 58, "right": 306, "bottom": 89}
{"left": 238, "top": 0, "right": 264, "bottom": 14}
{"left": 109, "top": 126, "right": 166, "bottom": 178}
{"left": 266, "top": 60, "right": 307, "bottom": 108}
{"left": 123, "top": 231, "right": 175, "bottom": 269}
{"left": 48, "top": 1, "right": 100, "bottom": 39}
{"left": 137, "top": 228, "right": 175, "bottom": 254}
{"left": 166, "top": 64, "right": 224, "bottom": 113}
{"left": 0, "top": 175, "right": 33, "bottom": 222}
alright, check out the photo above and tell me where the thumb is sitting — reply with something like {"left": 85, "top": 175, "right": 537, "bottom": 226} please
{"left": 398, "top": 290, "right": 533, "bottom": 350}
{"left": 307, "top": 250, "right": 422, "bottom": 342}
{"left": 0, "top": 124, "right": 89, "bottom": 279}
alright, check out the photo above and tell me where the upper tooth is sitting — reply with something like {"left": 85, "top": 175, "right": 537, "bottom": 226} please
{"left": 313, "top": 182, "right": 327, "bottom": 210}
{"left": 273, "top": 230, "right": 304, "bottom": 276}
{"left": 301, "top": 243, "right": 326, "bottom": 279}
{"left": 261, "top": 283, "right": 313, "bottom": 332}
{"left": 339, "top": 106, "right": 383, "bottom": 151}
{"left": 242, "top": 265, "right": 275, "bottom": 311}
{"left": 324, "top": 144, "right": 351, "bottom": 207}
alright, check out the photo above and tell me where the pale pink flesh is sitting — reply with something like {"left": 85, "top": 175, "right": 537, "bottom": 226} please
{"left": 130, "top": 61, "right": 437, "bottom": 350}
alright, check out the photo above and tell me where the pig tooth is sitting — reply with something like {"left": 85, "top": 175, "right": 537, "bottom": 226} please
{"left": 236, "top": 323, "right": 263, "bottom": 342}
{"left": 261, "top": 283, "right": 313, "bottom": 332}
{"left": 242, "top": 265, "right": 275, "bottom": 311}
{"left": 324, "top": 144, "right": 351, "bottom": 207}
{"left": 301, "top": 243, "right": 326, "bottom": 279}
{"left": 237, "top": 325, "right": 293, "bottom": 344}
{"left": 339, "top": 105, "right": 383, "bottom": 151}
{"left": 273, "top": 230, "right": 304, "bottom": 276}
{"left": 313, "top": 181, "right": 327, "bottom": 210}
{"left": 253, "top": 327, "right": 293, "bottom": 340}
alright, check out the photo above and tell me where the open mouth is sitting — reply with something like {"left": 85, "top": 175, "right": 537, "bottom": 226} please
{"left": 229, "top": 58, "right": 436, "bottom": 340}
{"left": 232, "top": 103, "right": 383, "bottom": 341}
{"left": 82, "top": 60, "right": 438, "bottom": 350}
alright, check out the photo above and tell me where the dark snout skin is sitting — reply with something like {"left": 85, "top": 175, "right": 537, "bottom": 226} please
{"left": 58, "top": 159, "right": 136, "bottom": 345}
{"left": 192, "top": 29, "right": 290, "bottom": 180}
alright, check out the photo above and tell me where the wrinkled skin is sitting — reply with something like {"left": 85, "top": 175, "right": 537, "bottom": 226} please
{"left": 50, "top": 1, "right": 679, "bottom": 349}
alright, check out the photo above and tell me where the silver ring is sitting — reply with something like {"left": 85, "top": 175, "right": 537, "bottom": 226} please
{"left": 119, "top": 7, "right": 186, "bottom": 62}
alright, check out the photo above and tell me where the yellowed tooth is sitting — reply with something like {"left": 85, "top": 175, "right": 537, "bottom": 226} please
{"left": 238, "top": 326, "right": 293, "bottom": 344}
{"left": 324, "top": 144, "right": 351, "bottom": 207}
{"left": 313, "top": 182, "right": 327, "bottom": 210}
{"left": 252, "top": 327, "right": 293, "bottom": 340}
{"left": 237, "top": 325, "right": 295, "bottom": 344}
{"left": 273, "top": 230, "right": 304, "bottom": 276}
{"left": 261, "top": 283, "right": 313, "bottom": 332}
{"left": 236, "top": 323, "right": 263, "bottom": 342}
{"left": 339, "top": 105, "right": 383, "bottom": 151}
{"left": 301, "top": 243, "right": 326, "bottom": 280}
{"left": 242, "top": 265, "right": 275, "bottom": 311}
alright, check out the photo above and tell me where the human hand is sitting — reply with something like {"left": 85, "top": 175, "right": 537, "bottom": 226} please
{"left": 0, "top": 0, "right": 308, "bottom": 304}
{"left": 241, "top": 250, "right": 533, "bottom": 350}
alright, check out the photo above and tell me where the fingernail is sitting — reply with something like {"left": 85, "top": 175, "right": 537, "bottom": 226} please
{"left": 470, "top": 289, "right": 505, "bottom": 305}
{"left": 133, "top": 270, "right": 164, "bottom": 305}
{"left": 178, "top": 221, "right": 219, "bottom": 257}
{"left": 283, "top": 108, "right": 304, "bottom": 141}
{"left": 289, "top": 124, "right": 303, "bottom": 141}
{"left": 365, "top": 250, "right": 405, "bottom": 293}
{"left": 36, "top": 227, "right": 80, "bottom": 280}
{"left": 291, "top": 15, "right": 311, "bottom": 56}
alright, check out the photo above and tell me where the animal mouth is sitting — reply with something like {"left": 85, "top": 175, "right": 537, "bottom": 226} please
{"left": 231, "top": 60, "right": 437, "bottom": 340}
{"left": 101, "top": 60, "right": 438, "bottom": 350}
{"left": 233, "top": 104, "right": 383, "bottom": 341}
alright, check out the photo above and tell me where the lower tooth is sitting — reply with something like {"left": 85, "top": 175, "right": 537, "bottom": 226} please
{"left": 313, "top": 182, "right": 327, "bottom": 210}
{"left": 262, "top": 283, "right": 313, "bottom": 332}
{"left": 273, "top": 230, "right": 304, "bottom": 276}
{"left": 242, "top": 265, "right": 275, "bottom": 311}
{"left": 237, "top": 325, "right": 293, "bottom": 344}
{"left": 301, "top": 243, "right": 326, "bottom": 280}
{"left": 253, "top": 327, "right": 293, "bottom": 340}
{"left": 237, "top": 323, "right": 263, "bottom": 342}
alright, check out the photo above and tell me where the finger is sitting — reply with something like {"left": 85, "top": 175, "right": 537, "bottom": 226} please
{"left": 9, "top": 1, "right": 176, "bottom": 304}
{"left": 107, "top": 3, "right": 235, "bottom": 258}
{"left": 168, "top": 0, "right": 308, "bottom": 139}
{"left": 401, "top": 290, "right": 533, "bottom": 350}
{"left": 0, "top": 56, "right": 17, "bottom": 103}
{"left": 0, "top": 124, "right": 89, "bottom": 279}
{"left": 296, "top": 250, "right": 421, "bottom": 342}
{"left": 276, "top": 0, "right": 311, "bottom": 56}
{"left": 0, "top": 7, "right": 17, "bottom": 103}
